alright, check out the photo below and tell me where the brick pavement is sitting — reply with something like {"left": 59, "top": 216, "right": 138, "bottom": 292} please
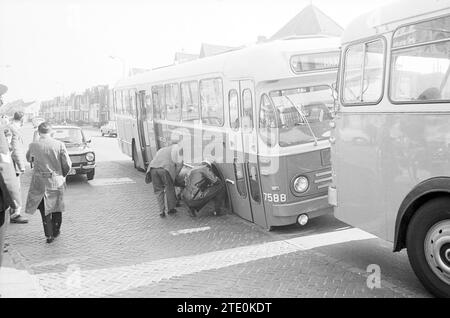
{"left": 1, "top": 131, "right": 431, "bottom": 298}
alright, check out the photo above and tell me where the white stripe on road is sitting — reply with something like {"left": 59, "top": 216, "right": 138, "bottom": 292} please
{"left": 34, "top": 228, "right": 375, "bottom": 297}
{"left": 88, "top": 178, "right": 135, "bottom": 186}
{"left": 170, "top": 227, "right": 211, "bottom": 236}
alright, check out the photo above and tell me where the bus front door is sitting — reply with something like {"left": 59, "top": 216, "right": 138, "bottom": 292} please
{"left": 226, "top": 81, "right": 253, "bottom": 223}
{"left": 239, "top": 80, "right": 267, "bottom": 228}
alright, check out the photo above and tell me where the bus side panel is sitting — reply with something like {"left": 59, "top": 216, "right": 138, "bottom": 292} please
{"left": 333, "top": 113, "right": 450, "bottom": 241}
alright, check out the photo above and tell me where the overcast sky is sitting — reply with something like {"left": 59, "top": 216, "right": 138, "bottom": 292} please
{"left": 0, "top": 0, "right": 396, "bottom": 102}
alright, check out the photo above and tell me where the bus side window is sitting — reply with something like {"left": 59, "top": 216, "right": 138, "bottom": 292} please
{"left": 165, "top": 83, "right": 181, "bottom": 121}
{"left": 200, "top": 78, "right": 224, "bottom": 126}
{"left": 181, "top": 81, "right": 199, "bottom": 121}
{"left": 342, "top": 39, "right": 385, "bottom": 105}
{"left": 129, "top": 90, "right": 136, "bottom": 118}
{"left": 152, "top": 85, "right": 165, "bottom": 120}
{"left": 259, "top": 94, "right": 277, "bottom": 147}
{"left": 242, "top": 89, "right": 254, "bottom": 131}
{"left": 229, "top": 89, "right": 239, "bottom": 130}
{"left": 144, "top": 91, "right": 152, "bottom": 120}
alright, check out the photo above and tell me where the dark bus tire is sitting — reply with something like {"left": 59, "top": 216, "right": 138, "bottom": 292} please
{"left": 406, "top": 197, "right": 450, "bottom": 298}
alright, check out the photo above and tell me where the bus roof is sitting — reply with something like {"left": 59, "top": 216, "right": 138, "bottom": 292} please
{"left": 341, "top": 0, "right": 450, "bottom": 44}
{"left": 114, "top": 36, "right": 340, "bottom": 89}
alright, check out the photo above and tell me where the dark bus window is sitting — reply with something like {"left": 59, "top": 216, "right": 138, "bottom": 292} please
{"left": 165, "top": 83, "right": 181, "bottom": 121}
{"left": 181, "top": 81, "right": 199, "bottom": 121}
{"left": 229, "top": 89, "right": 239, "bottom": 130}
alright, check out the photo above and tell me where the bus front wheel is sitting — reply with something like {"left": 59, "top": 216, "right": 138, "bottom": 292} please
{"left": 406, "top": 197, "right": 450, "bottom": 298}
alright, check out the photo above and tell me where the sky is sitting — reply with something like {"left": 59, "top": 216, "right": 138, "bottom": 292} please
{"left": 0, "top": 0, "right": 396, "bottom": 103}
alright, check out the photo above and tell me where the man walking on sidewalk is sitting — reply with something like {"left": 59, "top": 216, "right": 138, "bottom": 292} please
{"left": 25, "top": 122, "right": 71, "bottom": 243}
{"left": 8, "top": 111, "right": 28, "bottom": 224}
{"left": 145, "top": 143, "right": 183, "bottom": 217}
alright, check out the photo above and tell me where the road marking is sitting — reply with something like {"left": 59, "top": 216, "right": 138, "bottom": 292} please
{"left": 88, "top": 178, "right": 135, "bottom": 186}
{"left": 29, "top": 256, "right": 90, "bottom": 268}
{"left": 34, "top": 228, "right": 376, "bottom": 297}
{"left": 170, "top": 227, "right": 211, "bottom": 236}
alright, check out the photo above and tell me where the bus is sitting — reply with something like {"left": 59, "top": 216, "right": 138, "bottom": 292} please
{"left": 114, "top": 37, "right": 340, "bottom": 229}
{"left": 328, "top": 0, "right": 450, "bottom": 297}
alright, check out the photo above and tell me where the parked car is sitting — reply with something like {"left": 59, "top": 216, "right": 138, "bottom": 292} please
{"left": 52, "top": 125, "right": 96, "bottom": 180}
{"left": 100, "top": 121, "right": 117, "bottom": 137}
{"left": 31, "top": 117, "right": 45, "bottom": 128}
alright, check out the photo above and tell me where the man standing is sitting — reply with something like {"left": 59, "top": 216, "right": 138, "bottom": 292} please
{"left": 25, "top": 122, "right": 71, "bottom": 243}
{"left": 8, "top": 111, "right": 28, "bottom": 224}
{"left": 146, "top": 143, "right": 183, "bottom": 217}
{"left": 0, "top": 83, "right": 21, "bottom": 267}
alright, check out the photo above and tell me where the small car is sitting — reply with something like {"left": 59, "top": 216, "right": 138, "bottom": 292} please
{"left": 100, "top": 121, "right": 117, "bottom": 137}
{"left": 52, "top": 125, "right": 96, "bottom": 180}
{"left": 32, "top": 117, "right": 45, "bottom": 128}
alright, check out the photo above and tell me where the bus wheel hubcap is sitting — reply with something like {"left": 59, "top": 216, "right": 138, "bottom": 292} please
{"left": 425, "top": 220, "right": 450, "bottom": 284}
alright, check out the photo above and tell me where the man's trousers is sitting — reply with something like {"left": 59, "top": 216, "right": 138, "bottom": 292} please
{"left": 150, "top": 168, "right": 177, "bottom": 213}
{"left": 38, "top": 199, "right": 62, "bottom": 238}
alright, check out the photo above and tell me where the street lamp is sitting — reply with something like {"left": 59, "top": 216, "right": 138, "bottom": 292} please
{"left": 109, "top": 55, "right": 126, "bottom": 78}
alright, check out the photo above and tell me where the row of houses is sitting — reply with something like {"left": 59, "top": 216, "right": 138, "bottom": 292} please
{"left": 40, "top": 85, "right": 112, "bottom": 126}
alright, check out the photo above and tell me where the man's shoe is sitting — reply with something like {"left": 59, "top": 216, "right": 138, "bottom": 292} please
{"left": 168, "top": 209, "right": 177, "bottom": 215}
{"left": 188, "top": 208, "right": 197, "bottom": 217}
{"left": 159, "top": 212, "right": 166, "bottom": 218}
{"left": 10, "top": 215, "right": 28, "bottom": 224}
{"left": 46, "top": 237, "right": 54, "bottom": 244}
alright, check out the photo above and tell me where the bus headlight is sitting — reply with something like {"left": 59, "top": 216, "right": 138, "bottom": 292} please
{"left": 85, "top": 152, "right": 95, "bottom": 162}
{"left": 293, "top": 176, "right": 309, "bottom": 193}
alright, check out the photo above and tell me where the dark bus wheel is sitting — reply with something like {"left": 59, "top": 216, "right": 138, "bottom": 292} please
{"left": 406, "top": 197, "right": 450, "bottom": 298}
{"left": 87, "top": 170, "right": 95, "bottom": 181}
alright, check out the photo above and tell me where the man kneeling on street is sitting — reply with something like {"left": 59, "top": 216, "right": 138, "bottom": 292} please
{"left": 146, "top": 143, "right": 183, "bottom": 218}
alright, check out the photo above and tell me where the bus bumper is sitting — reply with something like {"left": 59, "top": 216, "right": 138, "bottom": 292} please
{"left": 328, "top": 186, "right": 337, "bottom": 207}
{"left": 269, "top": 195, "right": 332, "bottom": 226}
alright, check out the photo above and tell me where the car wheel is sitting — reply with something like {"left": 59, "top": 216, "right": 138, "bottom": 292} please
{"left": 406, "top": 197, "right": 450, "bottom": 298}
{"left": 87, "top": 169, "right": 95, "bottom": 181}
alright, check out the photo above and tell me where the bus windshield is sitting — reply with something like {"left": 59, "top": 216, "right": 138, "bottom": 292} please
{"left": 269, "top": 85, "right": 334, "bottom": 147}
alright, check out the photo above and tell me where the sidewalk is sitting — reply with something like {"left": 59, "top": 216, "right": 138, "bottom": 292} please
{"left": 0, "top": 251, "right": 45, "bottom": 298}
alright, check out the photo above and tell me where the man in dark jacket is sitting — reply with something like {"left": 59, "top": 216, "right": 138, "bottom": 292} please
{"left": 146, "top": 143, "right": 183, "bottom": 217}
{"left": 180, "top": 162, "right": 226, "bottom": 217}
{"left": 0, "top": 84, "right": 22, "bottom": 267}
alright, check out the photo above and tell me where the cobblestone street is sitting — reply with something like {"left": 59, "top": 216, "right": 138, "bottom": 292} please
{"left": 0, "top": 125, "right": 432, "bottom": 298}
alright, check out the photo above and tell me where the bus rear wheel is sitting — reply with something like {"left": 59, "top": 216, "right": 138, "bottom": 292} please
{"left": 406, "top": 197, "right": 450, "bottom": 298}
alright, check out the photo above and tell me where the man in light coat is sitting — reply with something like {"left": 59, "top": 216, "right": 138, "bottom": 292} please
{"left": 25, "top": 122, "right": 72, "bottom": 243}
{"left": 8, "top": 111, "right": 28, "bottom": 224}
{"left": 146, "top": 143, "right": 183, "bottom": 217}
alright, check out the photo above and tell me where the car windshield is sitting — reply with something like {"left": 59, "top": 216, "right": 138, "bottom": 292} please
{"left": 269, "top": 85, "right": 334, "bottom": 147}
{"left": 52, "top": 128, "right": 84, "bottom": 144}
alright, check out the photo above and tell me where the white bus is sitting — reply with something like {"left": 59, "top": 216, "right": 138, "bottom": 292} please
{"left": 114, "top": 36, "right": 340, "bottom": 229}
{"left": 329, "top": 0, "right": 450, "bottom": 297}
